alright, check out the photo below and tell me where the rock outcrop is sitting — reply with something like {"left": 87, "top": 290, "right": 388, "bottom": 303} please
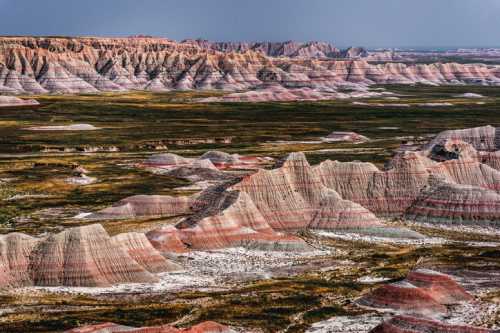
{"left": 370, "top": 315, "right": 495, "bottom": 333}
{"left": 357, "top": 269, "right": 472, "bottom": 317}
{"left": 0, "top": 224, "right": 181, "bottom": 288}
{"left": 1, "top": 37, "right": 500, "bottom": 96}
{"left": 65, "top": 321, "right": 235, "bottom": 333}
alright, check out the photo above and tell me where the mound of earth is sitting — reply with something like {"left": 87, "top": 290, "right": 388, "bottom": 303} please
{"left": 0, "top": 224, "right": 181, "bottom": 288}
{"left": 86, "top": 195, "right": 194, "bottom": 220}
{"left": 145, "top": 151, "right": 272, "bottom": 171}
{"left": 65, "top": 321, "right": 235, "bottom": 333}
{"left": 322, "top": 131, "right": 370, "bottom": 143}
{"left": 25, "top": 124, "right": 100, "bottom": 131}
{"left": 0, "top": 95, "right": 39, "bottom": 107}
{"left": 370, "top": 315, "right": 495, "bottom": 333}
{"left": 357, "top": 269, "right": 472, "bottom": 317}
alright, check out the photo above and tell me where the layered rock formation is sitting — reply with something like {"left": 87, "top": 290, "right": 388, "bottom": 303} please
{"left": 144, "top": 151, "right": 272, "bottom": 170}
{"left": 146, "top": 153, "right": 418, "bottom": 253}
{"left": 370, "top": 315, "right": 496, "bottom": 333}
{"left": 0, "top": 224, "right": 181, "bottom": 287}
{"left": 357, "top": 269, "right": 472, "bottom": 317}
{"left": 313, "top": 126, "right": 500, "bottom": 223}
{"left": 1, "top": 37, "right": 499, "bottom": 96}
{"left": 65, "top": 321, "right": 235, "bottom": 333}
{"left": 406, "top": 176, "right": 500, "bottom": 227}
{"left": 0, "top": 95, "right": 39, "bottom": 107}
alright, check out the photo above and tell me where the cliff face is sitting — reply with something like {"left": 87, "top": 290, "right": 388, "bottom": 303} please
{"left": 1, "top": 37, "right": 500, "bottom": 95}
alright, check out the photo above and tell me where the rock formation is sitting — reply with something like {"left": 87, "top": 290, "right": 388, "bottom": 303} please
{"left": 357, "top": 269, "right": 472, "bottom": 317}
{"left": 0, "top": 95, "right": 39, "bottom": 107}
{"left": 146, "top": 153, "right": 419, "bottom": 253}
{"left": 65, "top": 321, "right": 235, "bottom": 333}
{"left": 0, "top": 224, "right": 181, "bottom": 288}
{"left": 357, "top": 280, "right": 448, "bottom": 317}
{"left": 370, "top": 315, "right": 496, "bottom": 333}
{"left": 87, "top": 195, "right": 193, "bottom": 220}
{"left": 425, "top": 125, "right": 500, "bottom": 153}
{"left": 1, "top": 37, "right": 499, "bottom": 96}
{"left": 406, "top": 176, "right": 500, "bottom": 227}
{"left": 184, "top": 39, "right": 342, "bottom": 59}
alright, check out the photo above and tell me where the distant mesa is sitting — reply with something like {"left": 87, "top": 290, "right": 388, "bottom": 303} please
{"left": 0, "top": 224, "right": 181, "bottom": 288}
{"left": 370, "top": 315, "right": 496, "bottom": 333}
{"left": 26, "top": 123, "right": 100, "bottom": 131}
{"left": 65, "top": 321, "right": 236, "bottom": 333}
{"left": 0, "top": 95, "right": 39, "bottom": 107}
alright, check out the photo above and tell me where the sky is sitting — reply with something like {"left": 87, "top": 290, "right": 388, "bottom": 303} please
{"left": 1, "top": 0, "right": 499, "bottom": 48}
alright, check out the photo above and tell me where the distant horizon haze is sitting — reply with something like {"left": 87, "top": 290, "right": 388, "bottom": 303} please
{"left": 1, "top": 0, "right": 499, "bottom": 49}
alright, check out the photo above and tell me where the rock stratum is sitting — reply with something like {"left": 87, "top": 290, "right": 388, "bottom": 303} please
{"left": 0, "top": 37, "right": 500, "bottom": 96}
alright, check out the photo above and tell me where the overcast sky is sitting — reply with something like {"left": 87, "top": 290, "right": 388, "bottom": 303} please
{"left": 1, "top": 0, "right": 499, "bottom": 48}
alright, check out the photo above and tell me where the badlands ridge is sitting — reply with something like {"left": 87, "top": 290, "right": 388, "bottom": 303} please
{"left": 0, "top": 37, "right": 500, "bottom": 99}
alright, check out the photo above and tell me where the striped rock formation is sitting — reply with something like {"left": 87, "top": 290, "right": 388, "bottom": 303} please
{"left": 145, "top": 151, "right": 272, "bottom": 171}
{"left": 1, "top": 37, "right": 500, "bottom": 96}
{"left": 313, "top": 152, "right": 433, "bottom": 217}
{"left": 406, "top": 176, "right": 500, "bottom": 227}
{"left": 425, "top": 125, "right": 500, "bottom": 153}
{"left": 65, "top": 321, "right": 235, "bottom": 333}
{"left": 0, "top": 224, "right": 181, "bottom": 288}
{"left": 357, "top": 281, "right": 448, "bottom": 317}
{"left": 147, "top": 153, "right": 420, "bottom": 253}
{"left": 357, "top": 269, "right": 472, "bottom": 317}
{"left": 370, "top": 315, "right": 496, "bottom": 333}
{"left": 405, "top": 269, "right": 473, "bottom": 305}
